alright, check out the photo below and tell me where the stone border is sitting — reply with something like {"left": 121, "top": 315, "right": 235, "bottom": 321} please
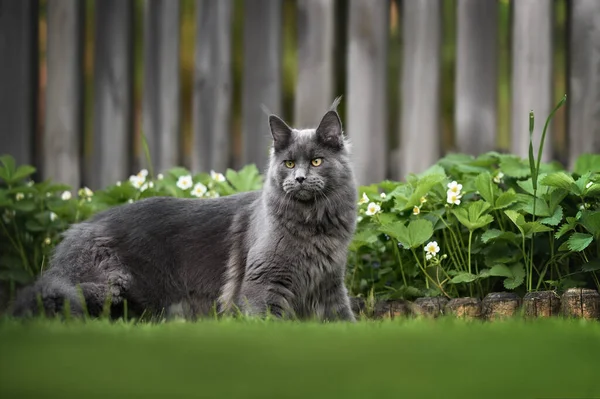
{"left": 351, "top": 288, "right": 600, "bottom": 321}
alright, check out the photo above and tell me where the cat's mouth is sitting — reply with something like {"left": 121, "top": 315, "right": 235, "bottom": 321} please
{"left": 293, "top": 189, "right": 315, "bottom": 201}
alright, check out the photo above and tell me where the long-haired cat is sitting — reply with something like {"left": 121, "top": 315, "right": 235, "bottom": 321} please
{"left": 12, "top": 98, "right": 358, "bottom": 321}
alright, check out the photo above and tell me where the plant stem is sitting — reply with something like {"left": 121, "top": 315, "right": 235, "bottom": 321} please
{"left": 410, "top": 248, "right": 440, "bottom": 291}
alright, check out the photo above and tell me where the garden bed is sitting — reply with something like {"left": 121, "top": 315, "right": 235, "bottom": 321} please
{"left": 351, "top": 287, "right": 600, "bottom": 321}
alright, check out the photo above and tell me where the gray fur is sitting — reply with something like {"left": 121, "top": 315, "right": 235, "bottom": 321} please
{"left": 12, "top": 102, "right": 357, "bottom": 322}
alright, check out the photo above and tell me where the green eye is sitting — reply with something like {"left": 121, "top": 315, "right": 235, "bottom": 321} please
{"left": 285, "top": 160, "right": 295, "bottom": 169}
{"left": 311, "top": 158, "right": 323, "bottom": 167}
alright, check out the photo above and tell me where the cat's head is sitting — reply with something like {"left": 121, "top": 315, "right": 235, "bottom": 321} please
{"left": 266, "top": 98, "right": 354, "bottom": 202}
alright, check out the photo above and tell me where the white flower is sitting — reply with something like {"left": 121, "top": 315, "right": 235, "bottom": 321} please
{"left": 176, "top": 175, "right": 193, "bottom": 190}
{"left": 380, "top": 192, "right": 387, "bottom": 199}
{"left": 157, "top": 173, "right": 164, "bottom": 180}
{"left": 140, "top": 183, "right": 149, "bottom": 192}
{"left": 365, "top": 202, "right": 381, "bottom": 216}
{"left": 49, "top": 212, "right": 58, "bottom": 222}
{"left": 420, "top": 196, "right": 427, "bottom": 204}
{"left": 424, "top": 241, "right": 440, "bottom": 259}
{"left": 358, "top": 192, "right": 369, "bottom": 205}
{"left": 116, "top": 181, "right": 121, "bottom": 187}
{"left": 413, "top": 206, "right": 420, "bottom": 216}
{"left": 447, "top": 181, "right": 463, "bottom": 194}
{"left": 138, "top": 169, "right": 148, "bottom": 178}
{"left": 210, "top": 170, "right": 226, "bottom": 183}
{"left": 27, "top": 181, "right": 34, "bottom": 187}
{"left": 61, "top": 191, "right": 72, "bottom": 201}
{"left": 191, "top": 183, "right": 208, "bottom": 198}
{"left": 15, "top": 193, "right": 24, "bottom": 201}
{"left": 129, "top": 174, "right": 145, "bottom": 189}
{"left": 79, "top": 187, "right": 93, "bottom": 198}
{"left": 357, "top": 216, "right": 363, "bottom": 223}
{"left": 493, "top": 172, "right": 504, "bottom": 184}
{"left": 127, "top": 199, "right": 134, "bottom": 204}
{"left": 586, "top": 181, "right": 593, "bottom": 189}
{"left": 43, "top": 237, "right": 51, "bottom": 245}
{"left": 447, "top": 192, "right": 461, "bottom": 205}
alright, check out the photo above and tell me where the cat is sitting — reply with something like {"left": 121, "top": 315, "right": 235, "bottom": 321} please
{"left": 12, "top": 98, "right": 358, "bottom": 322}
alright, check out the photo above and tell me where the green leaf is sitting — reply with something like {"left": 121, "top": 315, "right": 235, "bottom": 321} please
{"left": 539, "top": 206, "right": 563, "bottom": 226}
{"left": 225, "top": 164, "right": 263, "bottom": 192}
{"left": 567, "top": 233, "right": 594, "bottom": 252}
{"left": 582, "top": 260, "right": 600, "bottom": 273}
{"left": 450, "top": 272, "right": 478, "bottom": 284}
{"left": 475, "top": 173, "right": 494, "bottom": 203}
{"left": 499, "top": 156, "right": 530, "bottom": 178}
{"left": 480, "top": 229, "right": 519, "bottom": 244}
{"left": 489, "top": 264, "right": 513, "bottom": 278}
{"left": 574, "top": 153, "right": 600, "bottom": 175}
{"left": 555, "top": 217, "right": 577, "bottom": 239}
{"left": 494, "top": 190, "right": 517, "bottom": 210}
{"left": 0, "top": 154, "right": 16, "bottom": 181}
{"left": 580, "top": 211, "right": 600, "bottom": 237}
{"left": 504, "top": 210, "right": 524, "bottom": 229}
{"left": 380, "top": 219, "right": 433, "bottom": 249}
{"left": 540, "top": 172, "right": 575, "bottom": 191}
{"left": 515, "top": 194, "right": 551, "bottom": 217}
{"left": 503, "top": 263, "right": 525, "bottom": 290}
{"left": 349, "top": 229, "right": 380, "bottom": 251}
{"left": 452, "top": 200, "right": 493, "bottom": 231}
{"left": 11, "top": 200, "right": 36, "bottom": 212}
{"left": 11, "top": 165, "right": 37, "bottom": 182}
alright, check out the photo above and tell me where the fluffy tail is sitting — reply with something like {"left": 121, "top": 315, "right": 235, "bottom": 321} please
{"left": 11, "top": 275, "right": 84, "bottom": 318}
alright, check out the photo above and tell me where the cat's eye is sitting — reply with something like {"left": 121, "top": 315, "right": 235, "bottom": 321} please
{"left": 311, "top": 158, "right": 323, "bottom": 167}
{"left": 284, "top": 160, "right": 295, "bottom": 169}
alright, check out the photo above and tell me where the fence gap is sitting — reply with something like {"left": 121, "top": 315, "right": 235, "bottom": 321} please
{"left": 192, "top": 0, "right": 233, "bottom": 174}
{"left": 0, "top": 0, "right": 39, "bottom": 167}
{"left": 142, "top": 0, "right": 181, "bottom": 175}
{"left": 455, "top": 0, "right": 498, "bottom": 156}
{"left": 91, "top": 0, "right": 134, "bottom": 189}
{"left": 346, "top": 0, "right": 388, "bottom": 186}
{"left": 43, "top": 0, "right": 84, "bottom": 190}
{"left": 510, "top": 0, "right": 553, "bottom": 162}
{"left": 399, "top": 0, "right": 442, "bottom": 179}
{"left": 242, "top": 0, "right": 282, "bottom": 170}
{"left": 567, "top": 0, "right": 600, "bottom": 170}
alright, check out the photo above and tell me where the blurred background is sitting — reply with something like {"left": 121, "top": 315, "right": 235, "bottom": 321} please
{"left": 0, "top": 0, "right": 598, "bottom": 189}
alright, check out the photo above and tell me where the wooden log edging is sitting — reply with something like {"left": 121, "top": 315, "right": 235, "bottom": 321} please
{"left": 351, "top": 289, "right": 600, "bottom": 321}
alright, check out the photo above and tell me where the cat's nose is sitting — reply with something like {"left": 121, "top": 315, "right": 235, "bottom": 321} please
{"left": 295, "top": 176, "right": 306, "bottom": 184}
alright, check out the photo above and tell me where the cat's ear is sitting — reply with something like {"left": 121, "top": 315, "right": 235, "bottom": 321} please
{"left": 316, "top": 110, "right": 343, "bottom": 150}
{"left": 269, "top": 115, "right": 293, "bottom": 152}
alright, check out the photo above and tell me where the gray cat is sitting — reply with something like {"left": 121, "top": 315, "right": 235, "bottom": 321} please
{"left": 12, "top": 99, "right": 358, "bottom": 322}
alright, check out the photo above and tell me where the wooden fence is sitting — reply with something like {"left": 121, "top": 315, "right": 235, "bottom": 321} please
{"left": 0, "top": 0, "right": 599, "bottom": 190}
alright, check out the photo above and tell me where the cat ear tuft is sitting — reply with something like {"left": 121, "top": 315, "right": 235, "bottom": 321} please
{"left": 316, "top": 110, "right": 343, "bottom": 150}
{"left": 269, "top": 115, "right": 293, "bottom": 152}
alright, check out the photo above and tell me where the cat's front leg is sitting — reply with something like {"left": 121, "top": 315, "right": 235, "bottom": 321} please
{"left": 322, "top": 283, "right": 356, "bottom": 322}
{"left": 239, "top": 281, "right": 296, "bottom": 319}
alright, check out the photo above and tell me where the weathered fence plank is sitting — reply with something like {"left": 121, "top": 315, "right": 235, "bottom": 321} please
{"left": 294, "top": 0, "right": 334, "bottom": 127}
{"left": 242, "top": 0, "right": 282, "bottom": 169}
{"left": 455, "top": 0, "right": 498, "bottom": 155}
{"left": 568, "top": 0, "right": 600, "bottom": 169}
{"left": 511, "top": 0, "right": 553, "bottom": 162}
{"left": 192, "top": 0, "right": 232, "bottom": 173}
{"left": 0, "top": 0, "right": 38, "bottom": 166}
{"left": 142, "top": 0, "right": 181, "bottom": 175}
{"left": 44, "top": 0, "right": 84, "bottom": 189}
{"left": 91, "top": 0, "right": 134, "bottom": 189}
{"left": 347, "top": 0, "right": 388, "bottom": 185}
{"left": 400, "top": 0, "right": 442, "bottom": 178}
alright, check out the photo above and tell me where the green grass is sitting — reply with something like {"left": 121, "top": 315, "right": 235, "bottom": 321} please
{"left": 1, "top": 318, "right": 599, "bottom": 399}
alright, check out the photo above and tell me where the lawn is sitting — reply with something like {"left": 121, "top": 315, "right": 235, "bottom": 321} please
{"left": 1, "top": 317, "right": 599, "bottom": 399}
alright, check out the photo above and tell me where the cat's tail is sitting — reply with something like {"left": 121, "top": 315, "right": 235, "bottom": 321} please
{"left": 10, "top": 274, "right": 84, "bottom": 318}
